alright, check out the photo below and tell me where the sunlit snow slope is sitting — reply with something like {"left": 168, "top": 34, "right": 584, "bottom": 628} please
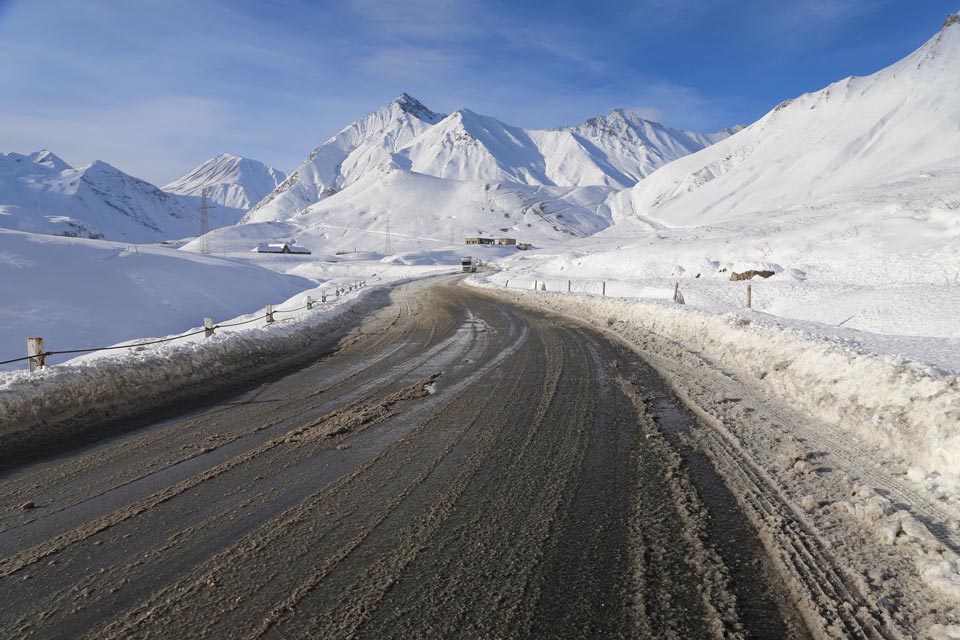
{"left": 608, "top": 14, "right": 960, "bottom": 228}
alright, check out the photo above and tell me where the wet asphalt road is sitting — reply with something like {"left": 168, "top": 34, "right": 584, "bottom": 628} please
{"left": 0, "top": 277, "right": 807, "bottom": 639}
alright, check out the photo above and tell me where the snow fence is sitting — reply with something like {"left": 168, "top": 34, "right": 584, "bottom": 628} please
{"left": 468, "top": 279, "right": 960, "bottom": 477}
{"left": 0, "top": 285, "right": 385, "bottom": 454}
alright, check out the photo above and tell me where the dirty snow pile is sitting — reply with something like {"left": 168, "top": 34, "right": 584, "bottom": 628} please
{"left": 0, "top": 276, "right": 378, "bottom": 449}
{"left": 469, "top": 277, "right": 960, "bottom": 477}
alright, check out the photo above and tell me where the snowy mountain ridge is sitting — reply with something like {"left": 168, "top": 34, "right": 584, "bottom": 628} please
{"left": 0, "top": 151, "right": 200, "bottom": 242}
{"left": 243, "top": 94, "right": 737, "bottom": 224}
{"left": 162, "top": 153, "right": 287, "bottom": 210}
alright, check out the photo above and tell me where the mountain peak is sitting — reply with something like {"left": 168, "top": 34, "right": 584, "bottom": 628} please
{"left": 944, "top": 12, "right": 959, "bottom": 29}
{"left": 163, "top": 153, "right": 286, "bottom": 210}
{"left": 28, "top": 150, "right": 72, "bottom": 171}
{"left": 392, "top": 93, "right": 442, "bottom": 122}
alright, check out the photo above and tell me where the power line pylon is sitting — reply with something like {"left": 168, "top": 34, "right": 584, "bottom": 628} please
{"left": 200, "top": 189, "right": 215, "bottom": 255}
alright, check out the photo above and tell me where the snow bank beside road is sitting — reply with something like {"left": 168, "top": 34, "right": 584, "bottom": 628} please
{"left": 0, "top": 284, "right": 379, "bottom": 454}
{"left": 468, "top": 277, "right": 960, "bottom": 476}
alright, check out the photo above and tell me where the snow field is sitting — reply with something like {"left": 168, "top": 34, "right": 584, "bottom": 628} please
{"left": 0, "top": 230, "right": 315, "bottom": 371}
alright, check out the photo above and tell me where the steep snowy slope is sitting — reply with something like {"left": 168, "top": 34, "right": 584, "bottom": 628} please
{"left": 244, "top": 94, "right": 445, "bottom": 223}
{"left": 609, "top": 14, "right": 960, "bottom": 228}
{"left": 0, "top": 151, "right": 205, "bottom": 242}
{"left": 245, "top": 94, "right": 736, "bottom": 223}
{"left": 163, "top": 153, "right": 286, "bottom": 210}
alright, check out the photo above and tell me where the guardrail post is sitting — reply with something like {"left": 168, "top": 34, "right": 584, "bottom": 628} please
{"left": 27, "top": 337, "right": 44, "bottom": 372}
{"left": 306, "top": 295, "right": 313, "bottom": 310}
{"left": 265, "top": 304, "right": 274, "bottom": 323}
{"left": 204, "top": 316, "right": 215, "bottom": 338}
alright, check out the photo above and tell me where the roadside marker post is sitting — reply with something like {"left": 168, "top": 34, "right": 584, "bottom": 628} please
{"left": 27, "top": 337, "right": 45, "bottom": 372}
{"left": 204, "top": 317, "right": 215, "bottom": 338}
{"left": 747, "top": 285, "right": 752, "bottom": 309}
{"left": 265, "top": 304, "right": 275, "bottom": 323}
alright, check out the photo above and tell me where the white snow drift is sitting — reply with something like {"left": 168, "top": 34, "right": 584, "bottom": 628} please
{"left": 0, "top": 229, "right": 314, "bottom": 371}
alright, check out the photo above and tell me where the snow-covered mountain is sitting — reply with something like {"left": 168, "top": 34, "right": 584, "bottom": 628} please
{"left": 398, "top": 107, "right": 738, "bottom": 188}
{"left": 0, "top": 151, "right": 204, "bottom": 242}
{"left": 608, "top": 13, "right": 960, "bottom": 229}
{"left": 163, "top": 153, "right": 286, "bottom": 210}
{"left": 244, "top": 94, "right": 446, "bottom": 224}
{"left": 244, "top": 93, "right": 736, "bottom": 224}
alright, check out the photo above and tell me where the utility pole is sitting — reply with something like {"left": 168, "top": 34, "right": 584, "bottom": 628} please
{"left": 200, "top": 189, "right": 215, "bottom": 255}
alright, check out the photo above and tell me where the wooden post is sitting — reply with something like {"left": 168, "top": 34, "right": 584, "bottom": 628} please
{"left": 602, "top": 281, "right": 606, "bottom": 296}
{"left": 505, "top": 280, "right": 509, "bottom": 288}
{"left": 27, "top": 337, "right": 44, "bottom": 372}
{"left": 568, "top": 280, "right": 571, "bottom": 292}
{"left": 265, "top": 304, "right": 274, "bottom": 323}
{"left": 306, "top": 295, "right": 313, "bottom": 310}
{"left": 534, "top": 280, "right": 538, "bottom": 290}
{"left": 673, "top": 282, "right": 679, "bottom": 303}
{"left": 204, "top": 316, "right": 214, "bottom": 338}
{"left": 746, "top": 284, "right": 752, "bottom": 309}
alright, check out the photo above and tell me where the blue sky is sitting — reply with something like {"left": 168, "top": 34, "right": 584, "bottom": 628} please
{"left": 0, "top": 0, "right": 954, "bottom": 184}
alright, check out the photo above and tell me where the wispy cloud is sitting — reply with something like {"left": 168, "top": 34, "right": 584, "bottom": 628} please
{"left": 0, "top": 0, "right": 943, "bottom": 185}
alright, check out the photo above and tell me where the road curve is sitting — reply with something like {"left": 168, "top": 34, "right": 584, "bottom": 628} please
{"left": 0, "top": 277, "right": 810, "bottom": 639}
